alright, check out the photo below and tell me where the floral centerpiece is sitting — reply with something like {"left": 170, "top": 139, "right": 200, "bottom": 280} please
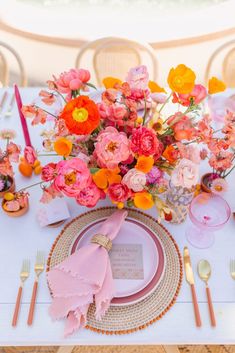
{"left": 21, "top": 64, "right": 226, "bottom": 222}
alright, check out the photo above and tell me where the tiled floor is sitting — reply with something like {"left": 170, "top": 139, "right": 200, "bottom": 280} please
{"left": 0, "top": 346, "right": 235, "bottom": 353}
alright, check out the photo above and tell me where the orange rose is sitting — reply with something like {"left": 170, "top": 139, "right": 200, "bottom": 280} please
{"left": 59, "top": 95, "right": 100, "bottom": 135}
{"left": 134, "top": 192, "right": 154, "bottom": 210}
{"left": 167, "top": 64, "right": 196, "bottom": 94}
{"left": 208, "top": 77, "right": 226, "bottom": 94}
{"left": 54, "top": 137, "right": 72, "bottom": 157}
{"left": 135, "top": 156, "right": 154, "bottom": 173}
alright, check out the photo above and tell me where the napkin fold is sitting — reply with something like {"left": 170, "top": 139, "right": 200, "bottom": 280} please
{"left": 47, "top": 209, "right": 128, "bottom": 337}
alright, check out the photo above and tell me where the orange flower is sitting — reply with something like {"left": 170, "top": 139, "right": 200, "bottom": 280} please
{"left": 167, "top": 64, "right": 196, "bottom": 94}
{"left": 59, "top": 95, "right": 100, "bottom": 135}
{"left": 54, "top": 137, "right": 72, "bottom": 157}
{"left": 148, "top": 80, "right": 166, "bottom": 93}
{"left": 135, "top": 156, "right": 154, "bottom": 173}
{"left": 92, "top": 167, "right": 121, "bottom": 189}
{"left": 162, "top": 145, "right": 178, "bottom": 164}
{"left": 102, "top": 77, "right": 122, "bottom": 89}
{"left": 208, "top": 77, "right": 226, "bottom": 94}
{"left": 134, "top": 192, "right": 154, "bottom": 210}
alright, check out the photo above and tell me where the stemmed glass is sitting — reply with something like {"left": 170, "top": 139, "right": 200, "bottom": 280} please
{"left": 186, "top": 192, "right": 231, "bottom": 249}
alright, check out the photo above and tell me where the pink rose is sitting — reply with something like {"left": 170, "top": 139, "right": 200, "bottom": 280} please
{"left": 53, "top": 158, "right": 91, "bottom": 197}
{"left": 55, "top": 69, "right": 90, "bottom": 94}
{"left": 41, "top": 163, "right": 57, "bottom": 182}
{"left": 122, "top": 168, "right": 146, "bottom": 192}
{"left": 126, "top": 65, "right": 149, "bottom": 90}
{"left": 94, "top": 127, "right": 131, "bottom": 169}
{"left": 76, "top": 182, "right": 105, "bottom": 207}
{"left": 24, "top": 146, "right": 37, "bottom": 165}
{"left": 171, "top": 158, "right": 199, "bottom": 189}
{"left": 130, "top": 126, "right": 160, "bottom": 156}
{"left": 172, "top": 84, "right": 207, "bottom": 107}
{"left": 107, "top": 183, "right": 130, "bottom": 202}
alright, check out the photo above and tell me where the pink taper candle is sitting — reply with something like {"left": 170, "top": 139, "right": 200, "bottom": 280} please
{"left": 14, "top": 84, "right": 32, "bottom": 147}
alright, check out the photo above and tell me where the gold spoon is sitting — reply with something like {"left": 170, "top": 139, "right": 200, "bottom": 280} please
{"left": 198, "top": 260, "right": 216, "bottom": 327}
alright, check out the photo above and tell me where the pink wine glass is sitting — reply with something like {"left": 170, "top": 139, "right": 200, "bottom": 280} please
{"left": 186, "top": 192, "right": 231, "bottom": 249}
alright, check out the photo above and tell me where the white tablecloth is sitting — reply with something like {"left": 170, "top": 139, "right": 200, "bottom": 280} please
{"left": 0, "top": 88, "right": 235, "bottom": 346}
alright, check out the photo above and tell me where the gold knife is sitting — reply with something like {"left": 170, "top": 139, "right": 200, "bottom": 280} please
{"left": 183, "top": 246, "right": 202, "bottom": 327}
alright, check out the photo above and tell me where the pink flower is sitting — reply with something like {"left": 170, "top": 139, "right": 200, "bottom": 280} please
{"left": 130, "top": 126, "right": 160, "bottom": 156}
{"left": 211, "top": 178, "right": 228, "bottom": 194}
{"left": 55, "top": 119, "right": 69, "bottom": 137}
{"left": 40, "top": 184, "right": 62, "bottom": 203}
{"left": 151, "top": 93, "right": 167, "bottom": 104}
{"left": 197, "top": 114, "right": 213, "bottom": 144}
{"left": 94, "top": 127, "right": 131, "bottom": 169}
{"left": 200, "top": 148, "right": 208, "bottom": 160}
{"left": 107, "top": 183, "right": 130, "bottom": 203}
{"left": 209, "top": 151, "right": 233, "bottom": 172}
{"left": 55, "top": 69, "right": 90, "bottom": 94}
{"left": 122, "top": 168, "right": 146, "bottom": 192}
{"left": 41, "top": 163, "right": 57, "bottom": 181}
{"left": 39, "top": 90, "right": 56, "bottom": 105}
{"left": 22, "top": 105, "right": 47, "bottom": 125}
{"left": 0, "top": 179, "right": 4, "bottom": 191}
{"left": 171, "top": 158, "right": 199, "bottom": 188}
{"left": 168, "top": 113, "right": 196, "bottom": 141}
{"left": 176, "top": 143, "right": 201, "bottom": 164}
{"left": 53, "top": 158, "right": 91, "bottom": 197}
{"left": 172, "top": 84, "right": 207, "bottom": 107}
{"left": 98, "top": 103, "right": 127, "bottom": 124}
{"left": 76, "top": 182, "right": 105, "bottom": 207}
{"left": 7, "top": 142, "right": 21, "bottom": 162}
{"left": 126, "top": 65, "right": 149, "bottom": 90}
{"left": 24, "top": 146, "right": 37, "bottom": 165}
{"left": 0, "top": 158, "right": 13, "bottom": 177}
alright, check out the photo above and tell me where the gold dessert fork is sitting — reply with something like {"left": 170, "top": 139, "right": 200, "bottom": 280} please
{"left": 4, "top": 94, "right": 15, "bottom": 117}
{"left": 12, "top": 259, "right": 30, "bottom": 327}
{"left": 230, "top": 259, "right": 235, "bottom": 280}
{"left": 27, "top": 251, "right": 45, "bottom": 326}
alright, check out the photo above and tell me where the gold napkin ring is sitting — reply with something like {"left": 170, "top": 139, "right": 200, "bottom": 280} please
{"left": 91, "top": 234, "right": 112, "bottom": 252}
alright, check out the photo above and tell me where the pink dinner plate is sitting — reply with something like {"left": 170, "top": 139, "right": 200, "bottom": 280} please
{"left": 70, "top": 217, "right": 165, "bottom": 306}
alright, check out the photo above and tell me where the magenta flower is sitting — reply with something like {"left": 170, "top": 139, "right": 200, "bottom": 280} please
{"left": 130, "top": 126, "right": 160, "bottom": 156}
{"left": 76, "top": 182, "right": 105, "bottom": 208}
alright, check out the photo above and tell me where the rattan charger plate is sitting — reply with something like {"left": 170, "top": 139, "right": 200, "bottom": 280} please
{"left": 47, "top": 207, "right": 183, "bottom": 335}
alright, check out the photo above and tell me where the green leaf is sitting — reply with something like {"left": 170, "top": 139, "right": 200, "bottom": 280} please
{"left": 90, "top": 168, "right": 100, "bottom": 174}
{"left": 86, "top": 82, "right": 97, "bottom": 90}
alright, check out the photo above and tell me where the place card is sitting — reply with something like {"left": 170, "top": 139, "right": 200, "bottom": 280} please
{"left": 110, "top": 244, "right": 144, "bottom": 280}
{"left": 36, "top": 198, "right": 70, "bottom": 227}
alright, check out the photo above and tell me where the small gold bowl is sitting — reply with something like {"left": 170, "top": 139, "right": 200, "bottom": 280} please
{"left": 2, "top": 192, "right": 29, "bottom": 217}
{"left": 0, "top": 176, "right": 15, "bottom": 198}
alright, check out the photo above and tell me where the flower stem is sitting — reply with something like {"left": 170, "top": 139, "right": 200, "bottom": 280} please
{"left": 18, "top": 180, "right": 45, "bottom": 192}
{"left": 159, "top": 92, "right": 172, "bottom": 113}
{"left": 34, "top": 105, "right": 58, "bottom": 119}
{"left": 224, "top": 164, "right": 235, "bottom": 178}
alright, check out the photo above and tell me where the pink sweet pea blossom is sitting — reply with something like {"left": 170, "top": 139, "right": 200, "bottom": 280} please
{"left": 39, "top": 90, "right": 56, "bottom": 105}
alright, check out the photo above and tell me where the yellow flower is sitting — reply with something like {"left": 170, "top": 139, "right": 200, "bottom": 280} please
{"left": 134, "top": 192, "right": 154, "bottom": 210}
{"left": 54, "top": 137, "right": 72, "bottom": 157}
{"left": 148, "top": 113, "right": 166, "bottom": 135}
{"left": 208, "top": 77, "right": 226, "bottom": 94}
{"left": 135, "top": 156, "right": 154, "bottom": 173}
{"left": 102, "top": 77, "right": 122, "bottom": 89}
{"left": 167, "top": 64, "right": 196, "bottom": 94}
{"left": 148, "top": 80, "right": 166, "bottom": 93}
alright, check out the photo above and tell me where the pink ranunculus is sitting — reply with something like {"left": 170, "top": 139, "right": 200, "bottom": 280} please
{"left": 76, "top": 182, "right": 105, "bottom": 208}
{"left": 130, "top": 126, "right": 160, "bottom": 156}
{"left": 24, "top": 146, "right": 37, "bottom": 165}
{"left": 126, "top": 65, "right": 149, "bottom": 90}
{"left": 41, "top": 163, "right": 57, "bottom": 182}
{"left": 54, "top": 158, "right": 91, "bottom": 197}
{"left": 55, "top": 69, "right": 90, "bottom": 94}
{"left": 122, "top": 168, "right": 146, "bottom": 192}
{"left": 107, "top": 183, "right": 130, "bottom": 203}
{"left": 94, "top": 127, "right": 131, "bottom": 169}
{"left": 172, "top": 84, "right": 207, "bottom": 107}
{"left": 171, "top": 158, "right": 199, "bottom": 189}
{"left": 98, "top": 103, "right": 127, "bottom": 123}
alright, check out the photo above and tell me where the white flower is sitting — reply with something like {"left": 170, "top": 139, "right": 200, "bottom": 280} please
{"left": 171, "top": 158, "right": 199, "bottom": 189}
{"left": 122, "top": 168, "right": 146, "bottom": 192}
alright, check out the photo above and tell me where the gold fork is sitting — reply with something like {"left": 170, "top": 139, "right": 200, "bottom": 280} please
{"left": 12, "top": 259, "right": 30, "bottom": 327}
{"left": 27, "top": 251, "right": 45, "bottom": 326}
{"left": 4, "top": 94, "right": 15, "bottom": 117}
{"left": 230, "top": 259, "right": 235, "bottom": 280}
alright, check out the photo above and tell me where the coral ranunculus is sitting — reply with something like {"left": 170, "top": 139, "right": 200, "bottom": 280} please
{"left": 59, "top": 95, "right": 100, "bottom": 135}
{"left": 172, "top": 84, "right": 207, "bottom": 107}
{"left": 208, "top": 77, "right": 226, "bottom": 94}
{"left": 54, "top": 137, "right": 72, "bottom": 157}
{"left": 167, "top": 64, "right": 196, "bottom": 94}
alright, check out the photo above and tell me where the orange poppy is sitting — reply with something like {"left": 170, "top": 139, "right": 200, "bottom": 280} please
{"left": 59, "top": 95, "right": 100, "bottom": 135}
{"left": 102, "top": 77, "right": 122, "bottom": 89}
{"left": 208, "top": 77, "right": 226, "bottom": 94}
{"left": 167, "top": 64, "right": 196, "bottom": 94}
{"left": 135, "top": 156, "right": 154, "bottom": 173}
{"left": 134, "top": 192, "right": 154, "bottom": 210}
{"left": 92, "top": 167, "right": 121, "bottom": 189}
{"left": 162, "top": 145, "right": 178, "bottom": 164}
{"left": 148, "top": 80, "right": 166, "bottom": 93}
{"left": 54, "top": 137, "right": 72, "bottom": 157}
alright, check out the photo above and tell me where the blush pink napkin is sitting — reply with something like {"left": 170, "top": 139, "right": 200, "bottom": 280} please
{"left": 47, "top": 209, "right": 128, "bottom": 337}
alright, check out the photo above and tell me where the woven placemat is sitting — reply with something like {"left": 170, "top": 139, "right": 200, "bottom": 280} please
{"left": 47, "top": 207, "right": 183, "bottom": 335}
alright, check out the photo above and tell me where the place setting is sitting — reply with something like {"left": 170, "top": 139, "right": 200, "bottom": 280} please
{"left": 0, "top": 62, "right": 235, "bottom": 342}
